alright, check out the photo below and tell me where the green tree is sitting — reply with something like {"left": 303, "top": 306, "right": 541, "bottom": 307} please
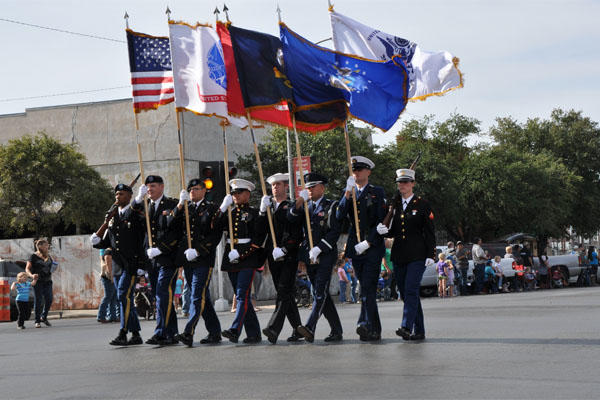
{"left": 0, "top": 133, "right": 113, "bottom": 239}
{"left": 489, "top": 109, "right": 600, "bottom": 237}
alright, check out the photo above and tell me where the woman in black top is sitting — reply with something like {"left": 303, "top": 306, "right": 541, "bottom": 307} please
{"left": 25, "top": 239, "right": 56, "bottom": 328}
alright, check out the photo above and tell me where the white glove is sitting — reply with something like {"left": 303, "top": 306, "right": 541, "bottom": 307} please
{"left": 345, "top": 176, "right": 356, "bottom": 192}
{"left": 260, "top": 195, "right": 272, "bottom": 213}
{"left": 184, "top": 248, "right": 198, "bottom": 262}
{"left": 376, "top": 223, "right": 389, "bottom": 235}
{"left": 299, "top": 189, "right": 309, "bottom": 202}
{"left": 147, "top": 247, "right": 162, "bottom": 259}
{"left": 228, "top": 249, "right": 240, "bottom": 262}
{"left": 309, "top": 246, "right": 322, "bottom": 263}
{"left": 135, "top": 185, "right": 148, "bottom": 204}
{"left": 178, "top": 189, "right": 190, "bottom": 207}
{"left": 220, "top": 194, "right": 233, "bottom": 213}
{"left": 425, "top": 258, "right": 435, "bottom": 266}
{"left": 272, "top": 247, "right": 286, "bottom": 260}
{"left": 354, "top": 240, "right": 370, "bottom": 255}
{"left": 90, "top": 233, "right": 100, "bottom": 245}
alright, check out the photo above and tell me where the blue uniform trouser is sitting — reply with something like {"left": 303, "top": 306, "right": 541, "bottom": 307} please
{"left": 305, "top": 252, "right": 343, "bottom": 335}
{"left": 114, "top": 271, "right": 140, "bottom": 333}
{"left": 147, "top": 265, "right": 159, "bottom": 302}
{"left": 353, "top": 247, "right": 384, "bottom": 335}
{"left": 228, "top": 269, "right": 260, "bottom": 337}
{"left": 33, "top": 280, "right": 53, "bottom": 323}
{"left": 394, "top": 260, "right": 426, "bottom": 335}
{"left": 182, "top": 277, "right": 191, "bottom": 314}
{"left": 98, "top": 276, "right": 119, "bottom": 321}
{"left": 183, "top": 266, "right": 221, "bottom": 336}
{"left": 154, "top": 266, "right": 179, "bottom": 338}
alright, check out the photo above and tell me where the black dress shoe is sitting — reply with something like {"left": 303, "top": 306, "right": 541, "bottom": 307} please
{"left": 396, "top": 327, "right": 412, "bottom": 341}
{"left": 42, "top": 319, "right": 52, "bottom": 327}
{"left": 159, "top": 336, "right": 179, "bottom": 346}
{"left": 200, "top": 334, "right": 222, "bottom": 344}
{"left": 324, "top": 333, "right": 343, "bottom": 342}
{"left": 127, "top": 334, "right": 143, "bottom": 345}
{"left": 296, "top": 325, "right": 314, "bottom": 343}
{"left": 356, "top": 325, "right": 369, "bottom": 339}
{"left": 286, "top": 332, "right": 303, "bottom": 342}
{"left": 109, "top": 331, "right": 129, "bottom": 346}
{"left": 243, "top": 336, "right": 262, "bottom": 344}
{"left": 221, "top": 329, "right": 239, "bottom": 343}
{"left": 175, "top": 332, "right": 194, "bottom": 347}
{"left": 409, "top": 333, "right": 426, "bottom": 341}
{"left": 262, "top": 327, "right": 278, "bottom": 344}
{"left": 145, "top": 334, "right": 163, "bottom": 345}
{"left": 368, "top": 333, "right": 382, "bottom": 342}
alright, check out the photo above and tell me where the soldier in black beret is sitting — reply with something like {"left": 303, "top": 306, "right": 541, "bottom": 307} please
{"left": 377, "top": 168, "right": 435, "bottom": 341}
{"left": 173, "top": 179, "right": 223, "bottom": 347}
{"left": 90, "top": 183, "right": 145, "bottom": 346}
{"left": 289, "top": 172, "right": 343, "bottom": 343}
{"left": 131, "top": 175, "right": 183, "bottom": 345}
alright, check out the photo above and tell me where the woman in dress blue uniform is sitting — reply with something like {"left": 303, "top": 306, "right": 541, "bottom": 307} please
{"left": 377, "top": 168, "right": 435, "bottom": 341}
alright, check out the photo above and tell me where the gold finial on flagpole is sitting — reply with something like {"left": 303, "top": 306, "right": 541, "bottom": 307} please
{"left": 328, "top": 0, "right": 334, "bottom": 12}
{"left": 214, "top": 6, "right": 220, "bottom": 23}
{"left": 124, "top": 11, "right": 129, "bottom": 29}
{"left": 223, "top": 4, "right": 230, "bottom": 23}
{"left": 276, "top": 4, "right": 282, "bottom": 23}
{"left": 165, "top": 6, "right": 171, "bottom": 21}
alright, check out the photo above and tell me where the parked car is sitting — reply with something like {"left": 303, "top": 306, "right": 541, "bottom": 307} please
{"left": 0, "top": 260, "right": 34, "bottom": 322}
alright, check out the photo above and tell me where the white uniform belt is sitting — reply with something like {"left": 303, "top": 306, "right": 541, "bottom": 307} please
{"left": 227, "top": 238, "right": 251, "bottom": 244}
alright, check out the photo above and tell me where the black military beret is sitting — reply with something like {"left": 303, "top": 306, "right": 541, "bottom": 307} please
{"left": 187, "top": 178, "right": 205, "bottom": 190}
{"left": 145, "top": 175, "right": 163, "bottom": 184}
{"left": 114, "top": 183, "right": 132, "bottom": 193}
{"left": 304, "top": 172, "right": 328, "bottom": 188}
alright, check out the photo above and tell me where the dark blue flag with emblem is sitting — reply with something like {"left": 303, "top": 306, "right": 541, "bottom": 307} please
{"left": 228, "top": 25, "right": 347, "bottom": 133}
{"left": 280, "top": 23, "right": 409, "bottom": 131}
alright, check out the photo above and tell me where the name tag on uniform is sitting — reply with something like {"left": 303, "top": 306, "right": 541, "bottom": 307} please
{"left": 241, "top": 212, "right": 249, "bottom": 221}
{"left": 318, "top": 212, "right": 324, "bottom": 217}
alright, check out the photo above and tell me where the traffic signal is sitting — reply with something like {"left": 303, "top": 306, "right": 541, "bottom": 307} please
{"left": 198, "top": 161, "right": 237, "bottom": 203}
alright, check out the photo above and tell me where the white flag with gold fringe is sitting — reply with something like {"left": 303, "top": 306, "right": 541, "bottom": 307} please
{"left": 330, "top": 10, "right": 463, "bottom": 101}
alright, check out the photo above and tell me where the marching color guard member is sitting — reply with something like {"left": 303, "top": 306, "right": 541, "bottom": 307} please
{"left": 337, "top": 156, "right": 386, "bottom": 341}
{"left": 173, "top": 179, "right": 222, "bottom": 347}
{"left": 90, "top": 183, "right": 145, "bottom": 346}
{"left": 377, "top": 168, "right": 435, "bottom": 341}
{"left": 215, "top": 179, "right": 267, "bottom": 344}
{"left": 259, "top": 173, "right": 304, "bottom": 344}
{"left": 132, "top": 175, "right": 182, "bottom": 345}
{"left": 291, "top": 173, "right": 343, "bottom": 343}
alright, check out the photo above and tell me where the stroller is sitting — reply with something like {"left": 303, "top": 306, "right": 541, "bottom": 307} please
{"left": 134, "top": 284, "right": 155, "bottom": 320}
{"left": 295, "top": 273, "right": 312, "bottom": 308}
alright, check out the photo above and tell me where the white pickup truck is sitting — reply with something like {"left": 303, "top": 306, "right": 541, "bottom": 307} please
{"left": 419, "top": 234, "right": 581, "bottom": 296}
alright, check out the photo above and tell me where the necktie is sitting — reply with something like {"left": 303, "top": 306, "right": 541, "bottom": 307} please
{"left": 149, "top": 201, "right": 156, "bottom": 219}
{"left": 403, "top": 200, "right": 408, "bottom": 211}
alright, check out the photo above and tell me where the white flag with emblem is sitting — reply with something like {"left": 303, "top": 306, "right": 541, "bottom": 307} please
{"left": 329, "top": 10, "right": 463, "bottom": 101}
{"left": 168, "top": 21, "right": 247, "bottom": 127}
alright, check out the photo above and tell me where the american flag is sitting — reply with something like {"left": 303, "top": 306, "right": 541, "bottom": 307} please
{"left": 126, "top": 29, "right": 174, "bottom": 112}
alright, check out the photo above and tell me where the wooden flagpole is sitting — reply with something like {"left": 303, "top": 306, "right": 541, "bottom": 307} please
{"left": 291, "top": 115, "right": 315, "bottom": 251}
{"left": 176, "top": 111, "right": 193, "bottom": 248}
{"left": 221, "top": 122, "right": 235, "bottom": 251}
{"left": 246, "top": 112, "right": 277, "bottom": 248}
{"left": 125, "top": 11, "right": 153, "bottom": 247}
{"left": 343, "top": 121, "right": 361, "bottom": 242}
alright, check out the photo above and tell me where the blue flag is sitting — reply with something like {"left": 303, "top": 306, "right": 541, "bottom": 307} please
{"left": 280, "top": 23, "right": 409, "bottom": 131}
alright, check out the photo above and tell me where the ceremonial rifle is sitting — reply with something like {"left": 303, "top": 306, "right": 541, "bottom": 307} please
{"left": 94, "top": 173, "right": 141, "bottom": 239}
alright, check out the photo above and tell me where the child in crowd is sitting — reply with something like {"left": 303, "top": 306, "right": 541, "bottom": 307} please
{"left": 444, "top": 260, "right": 455, "bottom": 297}
{"left": 484, "top": 261, "right": 497, "bottom": 293}
{"left": 437, "top": 253, "right": 447, "bottom": 298}
{"left": 11, "top": 272, "right": 37, "bottom": 329}
{"left": 493, "top": 256, "right": 506, "bottom": 292}
{"left": 174, "top": 271, "right": 183, "bottom": 313}
{"left": 524, "top": 267, "right": 536, "bottom": 291}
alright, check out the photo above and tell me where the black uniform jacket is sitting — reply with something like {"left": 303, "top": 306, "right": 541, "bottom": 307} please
{"left": 387, "top": 194, "right": 436, "bottom": 264}
{"left": 259, "top": 199, "right": 303, "bottom": 264}
{"left": 287, "top": 196, "right": 341, "bottom": 264}
{"left": 94, "top": 205, "right": 146, "bottom": 274}
{"left": 132, "top": 196, "right": 182, "bottom": 267}
{"left": 174, "top": 199, "right": 221, "bottom": 269}
{"left": 336, "top": 183, "right": 387, "bottom": 259}
{"left": 213, "top": 203, "right": 267, "bottom": 272}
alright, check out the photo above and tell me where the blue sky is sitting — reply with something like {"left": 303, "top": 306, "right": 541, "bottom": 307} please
{"left": 2, "top": 0, "right": 599, "bottom": 146}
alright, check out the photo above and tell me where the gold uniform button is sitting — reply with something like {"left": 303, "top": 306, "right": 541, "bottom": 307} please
{"left": 402, "top": 236, "right": 406, "bottom": 239}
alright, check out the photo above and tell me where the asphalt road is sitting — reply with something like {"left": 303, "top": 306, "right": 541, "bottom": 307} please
{"left": 2, "top": 287, "right": 600, "bottom": 399}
